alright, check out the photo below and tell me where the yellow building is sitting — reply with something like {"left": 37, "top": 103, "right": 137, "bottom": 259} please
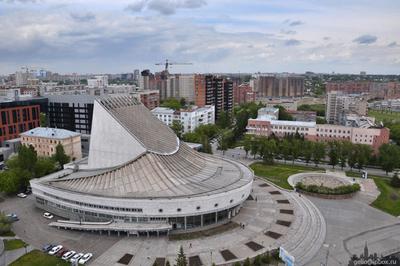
{"left": 20, "top": 127, "right": 82, "bottom": 160}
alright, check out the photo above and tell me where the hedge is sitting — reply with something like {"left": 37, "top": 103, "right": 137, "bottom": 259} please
{"left": 295, "top": 182, "right": 360, "bottom": 195}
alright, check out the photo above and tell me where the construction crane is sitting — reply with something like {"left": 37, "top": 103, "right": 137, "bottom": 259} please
{"left": 155, "top": 59, "right": 193, "bottom": 72}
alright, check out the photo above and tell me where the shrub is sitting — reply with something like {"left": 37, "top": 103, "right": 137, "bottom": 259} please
{"left": 391, "top": 173, "right": 400, "bottom": 188}
{"left": 295, "top": 182, "right": 360, "bottom": 195}
{"left": 261, "top": 252, "right": 271, "bottom": 264}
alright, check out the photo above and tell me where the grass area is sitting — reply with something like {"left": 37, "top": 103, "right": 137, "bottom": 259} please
{"left": 368, "top": 109, "right": 400, "bottom": 123}
{"left": 10, "top": 250, "right": 69, "bottom": 266}
{"left": 250, "top": 162, "right": 323, "bottom": 190}
{"left": 169, "top": 221, "right": 239, "bottom": 240}
{"left": 371, "top": 176, "right": 400, "bottom": 216}
{"left": 3, "top": 239, "right": 26, "bottom": 251}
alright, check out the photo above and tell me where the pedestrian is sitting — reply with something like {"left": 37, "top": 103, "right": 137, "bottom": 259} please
{"left": 189, "top": 243, "right": 192, "bottom": 248}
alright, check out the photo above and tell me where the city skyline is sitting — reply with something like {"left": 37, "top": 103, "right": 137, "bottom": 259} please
{"left": 0, "top": 0, "right": 399, "bottom": 75}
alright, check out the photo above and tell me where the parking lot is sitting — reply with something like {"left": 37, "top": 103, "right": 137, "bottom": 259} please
{"left": 0, "top": 194, "right": 120, "bottom": 264}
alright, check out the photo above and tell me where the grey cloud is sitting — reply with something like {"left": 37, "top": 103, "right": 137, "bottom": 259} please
{"left": 126, "top": 0, "right": 206, "bottom": 15}
{"left": 0, "top": 0, "right": 38, "bottom": 3}
{"left": 285, "top": 39, "right": 301, "bottom": 46}
{"left": 289, "top": 20, "right": 303, "bottom": 27}
{"left": 388, "top": 41, "right": 398, "bottom": 48}
{"left": 353, "top": 34, "right": 377, "bottom": 44}
{"left": 323, "top": 37, "right": 330, "bottom": 41}
{"left": 70, "top": 12, "right": 96, "bottom": 22}
{"left": 280, "top": 29, "right": 296, "bottom": 35}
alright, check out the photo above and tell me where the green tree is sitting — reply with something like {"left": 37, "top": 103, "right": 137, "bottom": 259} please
{"left": 243, "top": 258, "right": 251, "bottom": 266}
{"left": 312, "top": 142, "right": 326, "bottom": 166}
{"left": 34, "top": 158, "right": 57, "bottom": 178}
{"left": 0, "top": 171, "right": 20, "bottom": 194}
{"left": 260, "top": 138, "right": 277, "bottom": 164}
{"left": 161, "top": 98, "right": 181, "bottom": 110}
{"left": 280, "top": 139, "right": 292, "bottom": 163}
{"left": 302, "top": 140, "right": 313, "bottom": 165}
{"left": 328, "top": 141, "right": 339, "bottom": 168}
{"left": 179, "top": 98, "right": 186, "bottom": 108}
{"left": 290, "top": 139, "right": 302, "bottom": 164}
{"left": 243, "top": 135, "right": 252, "bottom": 158}
{"left": 355, "top": 144, "right": 372, "bottom": 171}
{"left": 175, "top": 246, "right": 187, "bottom": 266}
{"left": 379, "top": 144, "right": 400, "bottom": 175}
{"left": 17, "top": 145, "right": 37, "bottom": 174}
{"left": 39, "top": 112, "right": 48, "bottom": 127}
{"left": 250, "top": 136, "right": 260, "bottom": 159}
{"left": 216, "top": 111, "right": 232, "bottom": 129}
{"left": 391, "top": 173, "right": 400, "bottom": 188}
{"left": 275, "top": 105, "right": 293, "bottom": 121}
{"left": 338, "top": 141, "right": 352, "bottom": 170}
{"left": 53, "top": 144, "right": 70, "bottom": 167}
{"left": 217, "top": 129, "right": 234, "bottom": 155}
{"left": 0, "top": 213, "right": 12, "bottom": 235}
{"left": 171, "top": 120, "right": 184, "bottom": 139}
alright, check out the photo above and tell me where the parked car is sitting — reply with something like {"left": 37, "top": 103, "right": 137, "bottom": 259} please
{"left": 56, "top": 248, "right": 68, "bottom": 257}
{"left": 16, "top": 193, "right": 27, "bottom": 198}
{"left": 78, "top": 253, "right": 93, "bottom": 264}
{"left": 43, "top": 212, "right": 54, "bottom": 219}
{"left": 42, "top": 244, "right": 54, "bottom": 252}
{"left": 6, "top": 213, "right": 19, "bottom": 222}
{"left": 62, "top": 250, "right": 76, "bottom": 261}
{"left": 25, "top": 188, "right": 32, "bottom": 195}
{"left": 48, "top": 245, "right": 63, "bottom": 255}
{"left": 70, "top": 253, "right": 84, "bottom": 263}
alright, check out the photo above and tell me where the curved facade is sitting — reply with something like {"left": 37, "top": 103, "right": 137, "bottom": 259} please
{"left": 31, "top": 95, "right": 253, "bottom": 234}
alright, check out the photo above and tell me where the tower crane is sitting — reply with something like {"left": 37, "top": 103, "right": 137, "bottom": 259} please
{"left": 155, "top": 59, "right": 193, "bottom": 72}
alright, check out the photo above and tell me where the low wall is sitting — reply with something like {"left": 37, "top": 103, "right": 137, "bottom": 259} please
{"left": 297, "top": 189, "right": 357, "bottom": 199}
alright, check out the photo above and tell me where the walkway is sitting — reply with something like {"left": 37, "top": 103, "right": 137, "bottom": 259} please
{"left": 91, "top": 178, "right": 326, "bottom": 266}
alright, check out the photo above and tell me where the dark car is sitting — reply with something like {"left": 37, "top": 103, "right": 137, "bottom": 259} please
{"left": 56, "top": 248, "right": 68, "bottom": 257}
{"left": 42, "top": 244, "right": 55, "bottom": 252}
{"left": 6, "top": 213, "right": 19, "bottom": 222}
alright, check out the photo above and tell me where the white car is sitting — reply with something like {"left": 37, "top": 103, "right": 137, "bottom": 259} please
{"left": 16, "top": 193, "right": 27, "bottom": 198}
{"left": 70, "top": 253, "right": 84, "bottom": 263}
{"left": 48, "top": 245, "right": 63, "bottom": 255}
{"left": 62, "top": 250, "right": 76, "bottom": 260}
{"left": 43, "top": 212, "right": 54, "bottom": 219}
{"left": 78, "top": 253, "right": 93, "bottom": 264}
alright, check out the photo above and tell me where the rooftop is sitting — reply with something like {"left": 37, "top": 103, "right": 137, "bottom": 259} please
{"left": 20, "top": 127, "right": 80, "bottom": 139}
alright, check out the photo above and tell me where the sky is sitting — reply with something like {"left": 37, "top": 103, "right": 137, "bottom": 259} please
{"left": 0, "top": 0, "right": 399, "bottom": 75}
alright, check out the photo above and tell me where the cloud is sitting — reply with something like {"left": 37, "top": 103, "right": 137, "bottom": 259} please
{"left": 280, "top": 29, "right": 296, "bottom": 35}
{"left": 289, "top": 20, "right": 303, "bottom": 27}
{"left": 284, "top": 39, "right": 301, "bottom": 46}
{"left": 387, "top": 41, "right": 398, "bottom": 48}
{"left": 353, "top": 34, "right": 377, "bottom": 44}
{"left": 70, "top": 12, "right": 95, "bottom": 22}
{"left": 0, "top": 0, "right": 38, "bottom": 3}
{"left": 126, "top": 0, "right": 206, "bottom": 15}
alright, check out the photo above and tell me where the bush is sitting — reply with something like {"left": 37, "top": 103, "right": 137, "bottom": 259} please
{"left": 296, "top": 182, "right": 360, "bottom": 195}
{"left": 391, "top": 173, "right": 400, "bottom": 188}
{"left": 261, "top": 253, "right": 271, "bottom": 264}
{"left": 0, "top": 213, "right": 12, "bottom": 236}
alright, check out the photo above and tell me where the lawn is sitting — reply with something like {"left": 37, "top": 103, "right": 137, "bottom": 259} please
{"left": 371, "top": 177, "right": 400, "bottom": 216}
{"left": 10, "top": 250, "right": 69, "bottom": 266}
{"left": 368, "top": 109, "right": 400, "bottom": 123}
{"left": 4, "top": 239, "right": 26, "bottom": 251}
{"left": 250, "top": 162, "right": 323, "bottom": 190}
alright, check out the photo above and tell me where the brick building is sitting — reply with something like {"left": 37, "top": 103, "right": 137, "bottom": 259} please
{"left": 233, "top": 83, "right": 256, "bottom": 105}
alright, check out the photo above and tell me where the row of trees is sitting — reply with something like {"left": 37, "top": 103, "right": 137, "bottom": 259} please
{"left": 0, "top": 144, "right": 70, "bottom": 194}
{"left": 241, "top": 134, "right": 400, "bottom": 174}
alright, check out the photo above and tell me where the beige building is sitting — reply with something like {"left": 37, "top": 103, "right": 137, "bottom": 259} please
{"left": 20, "top": 127, "right": 82, "bottom": 160}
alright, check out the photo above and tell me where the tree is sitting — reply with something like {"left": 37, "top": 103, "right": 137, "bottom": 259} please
{"left": 290, "top": 139, "right": 302, "bottom": 164}
{"left": 275, "top": 105, "right": 293, "bottom": 121}
{"left": 312, "top": 142, "right": 326, "bottom": 166}
{"left": 338, "top": 141, "right": 352, "bottom": 170}
{"left": 260, "top": 138, "right": 277, "bottom": 164}
{"left": 17, "top": 145, "right": 37, "bottom": 174}
{"left": 243, "top": 135, "right": 252, "bottom": 158}
{"left": 171, "top": 120, "right": 184, "bottom": 139}
{"left": 379, "top": 144, "right": 400, "bottom": 174}
{"left": 302, "top": 140, "right": 313, "bottom": 165}
{"left": 53, "top": 144, "right": 70, "bottom": 168}
{"left": 34, "top": 158, "right": 57, "bottom": 178}
{"left": 355, "top": 144, "right": 372, "bottom": 171}
{"left": 217, "top": 129, "right": 234, "bottom": 155}
{"left": 39, "top": 112, "right": 48, "bottom": 127}
{"left": 0, "top": 171, "right": 20, "bottom": 194}
{"left": 0, "top": 213, "right": 12, "bottom": 235}
{"left": 243, "top": 258, "right": 251, "bottom": 266}
{"left": 216, "top": 111, "right": 232, "bottom": 129}
{"left": 161, "top": 98, "right": 181, "bottom": 110}
{"left": 175, "top": 246, "right": 187, "bottom": 266}
{"left": 179, "top": 98, "right": 186, "bottom": 108}
{"left": 328, "top": 141, "right": 339, "bottom": 168}
{"left": 280, "top": 139, "right": 292, "bottom": 163}
{"left": 250, "top": 137, "right": 259, "bottom": 159}
{"left": 391, "top": 173, "right": 400, "bottom": 188}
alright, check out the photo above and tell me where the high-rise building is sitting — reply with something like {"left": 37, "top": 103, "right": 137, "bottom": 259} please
{"left": 326, "top": 92, "right": 367, "bottom": 124}
{"left": 87, "top": 75, "right": 108, "bottom": 88}
{"left": 252, "top": 74, "right": 304, "bottom": 98}
{"left": 223, "top": 80, "right": 233, "bottom": 114}
{"left": 233, "top": 83, "right": 256, "bottom": 105}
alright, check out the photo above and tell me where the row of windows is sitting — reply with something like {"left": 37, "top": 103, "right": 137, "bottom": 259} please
{"left": 43, "top": 192, "right": 143, "bottom": 212}
{"left": 317, "top": 128, "right": 351, "bottom": 134}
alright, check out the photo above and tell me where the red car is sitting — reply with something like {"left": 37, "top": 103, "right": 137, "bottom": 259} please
{"left": 56, "top": 248, "right": 69, "bottom": 257}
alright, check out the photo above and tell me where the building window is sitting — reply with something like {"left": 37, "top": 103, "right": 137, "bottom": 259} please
{"left": 230, "top": 199, "right": 233, "bottom": 203}
{"left": 196, "top": 206, "right": 201, "bottom": 210}
{"left": 159, "top": 209, "right": 163, "bottom": 213}
{"left": 177, "top": 208, "right": 181, "bottom": 212}
{"left": 214, "top": 203, "right": 219, "bottom": 207}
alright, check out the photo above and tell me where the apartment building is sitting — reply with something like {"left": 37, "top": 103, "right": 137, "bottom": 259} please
{"left": 20, "top": 127, "right": 82, "bottom": 160}
{"left": 252, "top": 74, "right": 304, "bottom": 98}
{"left": 233, "top": 83, "right": 256, "bottom": 105}
{"left": 151, "top": 105, "right": 215, "bottom": 133}
{"left": 326, "top": 92, "right": 367, "bottom": 124}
